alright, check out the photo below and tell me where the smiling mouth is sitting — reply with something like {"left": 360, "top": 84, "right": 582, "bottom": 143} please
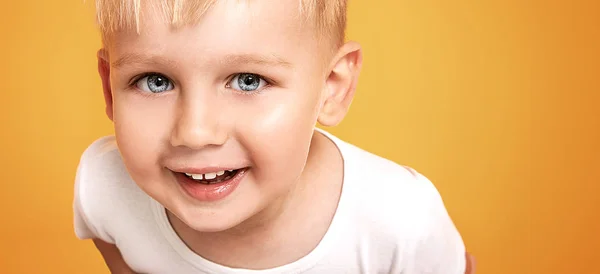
{"left": 182, "top": 169, "right": 244, "bottom": 185}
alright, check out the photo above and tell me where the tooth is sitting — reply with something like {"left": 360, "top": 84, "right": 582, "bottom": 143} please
{"left": 217, "top": 170, "right": 225, "bottom": 176}
{"left": 204, "top": 172, "right": 217, "bottom": 180}
{"left": 185, "top": 173, "right": 192, "bottom": 176}
{"left": 191, "top": 174, "right": 203, "bottom": 180}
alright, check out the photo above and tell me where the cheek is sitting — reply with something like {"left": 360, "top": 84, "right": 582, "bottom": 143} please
{"left": 112, "top": 93, "right": 175, "bottom": 178}
{"left": 236, "top": 87, "right": 322, "bottom": 182}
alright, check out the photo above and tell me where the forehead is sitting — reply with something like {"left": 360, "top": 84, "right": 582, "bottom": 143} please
{"left": 106, "top": 0, "right": 322, "bottom": 67}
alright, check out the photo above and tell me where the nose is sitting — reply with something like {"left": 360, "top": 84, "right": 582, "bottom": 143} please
{"left": 170, "top": 96, "right": 228, "bottom": 149}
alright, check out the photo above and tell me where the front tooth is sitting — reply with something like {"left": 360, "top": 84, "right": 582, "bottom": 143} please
{"left": 216, "top": 170, "right": 225, "bottom": 176}
{"left": 191, "top": 174, "right": 203, "bottom": 180}
{"left": 204, "top": 172, "right": 217, "bottom": 180}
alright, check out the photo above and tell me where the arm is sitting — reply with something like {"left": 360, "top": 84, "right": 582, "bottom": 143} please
{"left": 93, "top": 239, "right": 136, "bottom": 274}
{"left": 465, "top": 252, "right": 476, "bottom": 274}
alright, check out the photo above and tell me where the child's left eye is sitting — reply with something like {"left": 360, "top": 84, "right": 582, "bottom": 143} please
{"left": 227, "top": 73, "right": 267, "bottom": 92}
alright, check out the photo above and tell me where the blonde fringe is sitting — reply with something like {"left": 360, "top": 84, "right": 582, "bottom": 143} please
{"left": 95, "top": 0, "right": 346, "bottom": 45}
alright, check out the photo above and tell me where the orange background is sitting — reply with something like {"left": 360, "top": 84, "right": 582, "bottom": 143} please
{"left": 1, "top": 0, "right": 599, "bottom": 273}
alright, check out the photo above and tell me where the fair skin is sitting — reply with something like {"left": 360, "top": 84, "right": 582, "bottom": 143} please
{"left": 94, "top": 0, "right": 475, "bottom": 272}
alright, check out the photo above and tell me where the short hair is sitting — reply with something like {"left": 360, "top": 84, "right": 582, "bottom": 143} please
{"left": 95, "top": 0, "right": 347, "bottom": 47}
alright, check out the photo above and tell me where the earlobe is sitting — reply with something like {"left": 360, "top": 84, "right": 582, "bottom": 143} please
{"left": 318, "top": 41, "right": 363, "bottom": 127}
{"left": 97, "top": 49, "right": 114, "bottom": 121}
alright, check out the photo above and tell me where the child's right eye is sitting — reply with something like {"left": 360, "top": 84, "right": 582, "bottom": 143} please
{"left": 135, "top": 73, "right": 174, "bottom": 93}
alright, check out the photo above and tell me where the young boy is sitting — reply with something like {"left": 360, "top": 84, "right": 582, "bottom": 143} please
{"left": 74, "top": 0, "right": 471, "bottom": 273}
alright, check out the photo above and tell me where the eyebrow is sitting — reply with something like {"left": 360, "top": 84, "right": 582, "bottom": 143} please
{"left": 111, "top": 53, "right": 176, "bottom": 69}
{"left": 111, "top": 52, "right": 293, "bottom": 69}
{"left": 220, "top": 53, "right": 293, "bottom": 68}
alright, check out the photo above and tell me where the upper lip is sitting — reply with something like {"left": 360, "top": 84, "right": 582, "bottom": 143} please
{"left": 169, "top": 166, "right": 248, "bottom": 174}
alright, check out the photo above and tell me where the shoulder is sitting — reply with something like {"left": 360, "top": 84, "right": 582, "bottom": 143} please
{"left": 334, "top": 138, "right": 466, "bottom": 273}
{"left": 319, "top": 130, "right": 443, "bottom": 218}
{"left": 331, "top": 133, "right": 460, "bottom": 233}
{"left": 343, "top": 139, "right": 443, "bottom": 223}
{"left": 75, "top": 136, "right": 137, "bottom": 201}
{"left": 73, "top": 136, "right": 150, "bottom": 243}
{"left": 76, "top": 136, "right": 124, "bottom": 182}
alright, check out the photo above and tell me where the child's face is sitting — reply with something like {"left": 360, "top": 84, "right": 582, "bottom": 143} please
{"left": 100, "top": 0, "right": 360, "bottom": 232}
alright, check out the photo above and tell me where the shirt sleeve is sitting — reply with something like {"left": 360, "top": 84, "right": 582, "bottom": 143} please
{"left": 73, "top": 189, "right": 97, "bottom": 240}
{"left": 406, "top": 174, "right": 467, "bottom": 274}
{"left": 73, "top": 155, "right": 100, "bottom": 240}
{"left": 72, "top": 139, "right": 116, "bottom": 244}
{"left": 73, "top": 177, "right": 116, "bottom": 244}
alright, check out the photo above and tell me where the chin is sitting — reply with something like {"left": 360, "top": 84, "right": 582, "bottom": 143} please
{"left": 172, "top": 203, "right": 255, "bottom": 233}
{"left": 185, "top": 217, "right": 242, "bottom": 233}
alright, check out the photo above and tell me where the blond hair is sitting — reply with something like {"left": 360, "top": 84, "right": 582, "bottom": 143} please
{"left": 95, "top": 0, "right": 347, "bottom": 47}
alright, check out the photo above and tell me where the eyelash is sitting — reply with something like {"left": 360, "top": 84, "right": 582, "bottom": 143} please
{"left": 129, "top": 72, "right": 162, "bottom": 85}
{"left": 128, "top": 72, "right": 273, "bottom": 95}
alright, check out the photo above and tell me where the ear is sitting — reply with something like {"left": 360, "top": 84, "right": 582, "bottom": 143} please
{"left": 97, "top": 49, "right": 114, "bottom": 121}
{"left": 318, "top": 41, "right": 363, "bottom": 127}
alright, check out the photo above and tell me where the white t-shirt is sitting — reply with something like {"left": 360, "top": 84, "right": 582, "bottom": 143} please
{"left": 73, "top": 129, "right": 466, "bottom": 274}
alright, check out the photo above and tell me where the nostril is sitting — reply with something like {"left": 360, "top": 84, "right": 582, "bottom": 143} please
{"left": 170, "top": 122, "right": 228, "bottom": 149}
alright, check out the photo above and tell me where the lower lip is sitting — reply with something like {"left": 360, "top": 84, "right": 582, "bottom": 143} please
{"left": 175, "top": 169, "right": 247, "bottom": 202}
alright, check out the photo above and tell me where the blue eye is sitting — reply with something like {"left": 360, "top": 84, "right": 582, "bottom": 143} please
{"left": 135, "top": 74, "right": 174, "bottom": 93}
{"left": 229, "top": 73, "right": 267, "bottom": 92}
